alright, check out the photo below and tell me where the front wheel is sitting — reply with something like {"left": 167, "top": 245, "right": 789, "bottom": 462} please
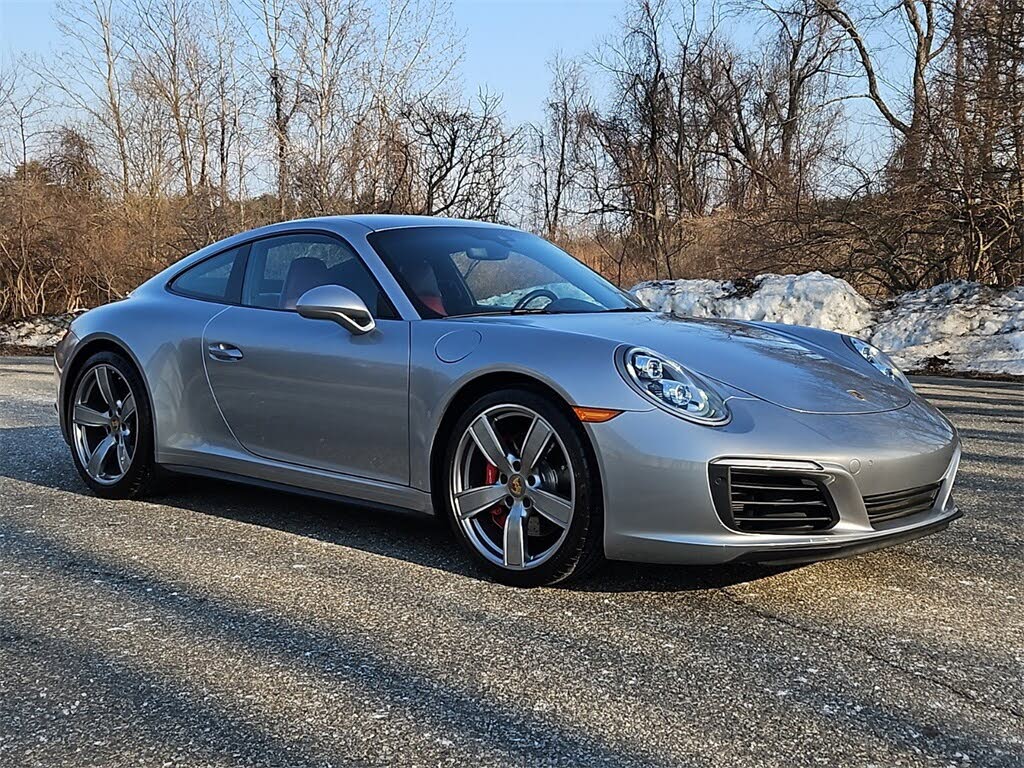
{"left": 67, "top": 351, "right": 159, "bottom": 499}
{"left": 443, "top": 389, "right": 603, "bottom": 587}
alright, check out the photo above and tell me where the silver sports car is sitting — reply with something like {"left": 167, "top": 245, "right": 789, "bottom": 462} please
{"left": 55, "top": 215, "right": 961, "bottom": 586}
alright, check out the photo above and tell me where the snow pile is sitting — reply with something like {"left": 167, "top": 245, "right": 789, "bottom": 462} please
{"left": 2, "top": 275, "right": 1021, "bottom": 377}
{"left": 870, "top": 282, "right": 1024, "bottom": 377}
{"left": 0, "top": 312, "right": 77, "bottom": 349}
{"left": 633, "top": 272, "right": 873, "bottom": 336}
{"left": 632, "top": 274, "right": 1023, "bottom": 377}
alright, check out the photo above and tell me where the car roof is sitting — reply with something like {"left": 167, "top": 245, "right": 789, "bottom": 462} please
{"left": 140, "top": 214, "right": 521, "bottom": 296}
{"left": 337, "top": 214, "right": 512, "bottom": 231}
{"left": 288, "top": 214, "right": 517, "bottom": 232}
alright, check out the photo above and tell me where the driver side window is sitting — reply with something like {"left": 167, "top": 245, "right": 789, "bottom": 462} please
{"left": 242, "top": 233, "right": 396, "bottom": 319}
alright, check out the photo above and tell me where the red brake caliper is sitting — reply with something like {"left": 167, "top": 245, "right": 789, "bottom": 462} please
{"left": 485, "top": 463, "right": 509, "bottom": 527}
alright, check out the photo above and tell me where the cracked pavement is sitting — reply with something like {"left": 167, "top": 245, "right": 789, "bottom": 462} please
{"left": 0, "top": 357, "right": 1021, "bottom": 767}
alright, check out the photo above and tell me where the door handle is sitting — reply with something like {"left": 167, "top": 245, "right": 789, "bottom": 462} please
{"left": 208, "top": 342, "right": 243, "bottom": 361}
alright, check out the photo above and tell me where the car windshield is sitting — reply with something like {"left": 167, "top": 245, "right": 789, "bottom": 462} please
{"left": 367, "top": 226, "right": 644, "bottom": 318}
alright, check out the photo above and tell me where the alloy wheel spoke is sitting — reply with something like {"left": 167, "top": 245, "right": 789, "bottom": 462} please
{"left": 468, "top": 414, "right": 514, "bottom": 476}
{"left": 519, "top": 416, "right": 552, "bottom": 476}
{"left": 94, "top": 366, "right": 116, "bottom": 409}
{"left": 454, "top": 404, "right": 576, "bottom": 571}
{"left": 531, "top": 487, "right": 573, "bottom": 528}
{"left": 73, "top": 403, "right": 109, "bottom": 428}
{"left": 116, "top": 438, "right": 132, "bottom": 473}
{"left": 120, "top": 393, "right": 136, "bottom": 421}
{"left": 454, "top": 484, "right": 507, "bottom": 520}
{"left": 87, "top": 434, "right": 116, "bottom": 477}
{"left": 503, "top": 502, "right": 528, "bottom": 568}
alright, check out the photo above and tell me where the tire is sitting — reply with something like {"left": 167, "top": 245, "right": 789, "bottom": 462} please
{"left": 67, "top": 350, "right": 159, "bottom": 499}
{"left": 443, "top": 388, "right": 604, "bottom": 587}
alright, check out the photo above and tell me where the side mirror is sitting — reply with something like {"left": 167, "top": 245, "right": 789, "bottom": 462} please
{"left": 295, "top": 284, "right": 375, "bottom": 335}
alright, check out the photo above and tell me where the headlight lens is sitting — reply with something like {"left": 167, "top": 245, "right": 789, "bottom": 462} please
{"left": 620, "top": 347, "right": 730, "bottom": 424}
{"left": 844, "top": 336, "right": 912, "bottom": 389}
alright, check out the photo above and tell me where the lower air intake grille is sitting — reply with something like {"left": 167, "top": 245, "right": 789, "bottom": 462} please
{"left": 711, "top": 468, "right": 838, "bottom": 533}
{"left": 863, "top": 482, "right": 941, "bottom": 525}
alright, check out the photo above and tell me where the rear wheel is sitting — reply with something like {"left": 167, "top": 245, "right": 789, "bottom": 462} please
{"left": 68, "top": 351, "right": 158, "bottom": 499}
{"left": 444, "top": 389, "right": 603, "bottom": 587}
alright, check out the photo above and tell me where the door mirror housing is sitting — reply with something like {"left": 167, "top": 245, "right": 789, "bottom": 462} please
{"left": 295, "top": 284, "right": 376, "bottom": 335}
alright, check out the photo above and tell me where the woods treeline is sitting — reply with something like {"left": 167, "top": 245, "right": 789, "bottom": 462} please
{"left": 0, "top": 0, "right": 1021, "bottom": 321}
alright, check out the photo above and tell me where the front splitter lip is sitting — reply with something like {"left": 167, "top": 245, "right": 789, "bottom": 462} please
{"left": 733, "top": 507, "right": 962, "bottom": 565}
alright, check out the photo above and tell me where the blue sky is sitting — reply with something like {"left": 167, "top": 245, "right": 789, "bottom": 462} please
{"left": 454, "top": 0, "right": 622, "bottom": 123}
{"left": 0, "top": 0, "right": 624, "bottom": 124}
{"left": 0, "top": 0, "right": 895, "bottom": 158}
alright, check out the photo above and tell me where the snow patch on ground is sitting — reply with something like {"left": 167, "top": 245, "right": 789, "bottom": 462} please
{"left": 0, "top": 313, "right": 78, "bottom": 349}
{"left": 870, "top": 282, "right": 1024, "bottom": 377}
{"left": 633, "top": 274, "right": 1023, "bottom": 377}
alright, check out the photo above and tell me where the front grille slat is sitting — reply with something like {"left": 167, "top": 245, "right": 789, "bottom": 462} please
{"left": 865, "top": 491, "right": 937, "bottom": 515}
{"left": 863, "top": 482, "right": 941, "bottom": 526}
{"left": 868, "top": 487, "right": 938, "bottom": 504}
{"left": 732, "top": 516, "right": 834, "bottom": 523}
{"left": 731, "top": 499, "right": 828, "bottom": 507}
{"left": 716, "top": 469, "right": 838, "bottom": 533}
{"left": 731, "top": 483, "right": 820, "bottom": 492}
{"left": 869, "top": 505, "right": 934, "bottom": 524}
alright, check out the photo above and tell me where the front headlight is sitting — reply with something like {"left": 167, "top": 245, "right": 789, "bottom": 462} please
{"left": 618, "top": 346, "right": 730, "bottom": 425}
{"left": 843, "top": 336, "right": 912, "bottom": 390}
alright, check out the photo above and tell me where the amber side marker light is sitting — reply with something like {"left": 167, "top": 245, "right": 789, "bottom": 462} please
{"left": 573, "top": 406, "right": 622, "bottom": 423}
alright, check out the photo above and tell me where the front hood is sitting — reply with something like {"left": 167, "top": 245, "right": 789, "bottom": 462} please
{"left": 463, "top": 312, "right": 911, "bottom": 414}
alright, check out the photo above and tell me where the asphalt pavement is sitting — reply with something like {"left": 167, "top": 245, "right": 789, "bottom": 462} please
{"left": 0, "top": 357, "right": 1021, "bottom": 767}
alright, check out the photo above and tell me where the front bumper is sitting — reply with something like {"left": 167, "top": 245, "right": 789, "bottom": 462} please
{"left": 732, "top": 510, "right": 961, "bottom": 564}
{"left": 588, "top": 391, "right": 962, "bottom": 565}
{"left": 53, "top": 329, "right": 78, "bottom": 444}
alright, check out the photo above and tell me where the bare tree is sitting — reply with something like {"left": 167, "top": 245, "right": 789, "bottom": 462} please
{"left": 50, "top": 0, "right": 134, "bottom": 199}
{"left": 817, "top": 0, "right": 946, "bottom": 181}
{"left": 586, "top": 0, "right": 684, "bottom": 278}
{"left": 244, "top": 0, "right": 304, "bottom": 217}
{"left": 529, "top": 55, "right": 588, "bottom": 239}
{"left": 402, "top": 91, "right": 520, "bottom": 220}
{"left": 288, "top": 0, "right": 367, "bottom": 214}
{"left": 0, "top": 63, "right": 51, "bottom": 317}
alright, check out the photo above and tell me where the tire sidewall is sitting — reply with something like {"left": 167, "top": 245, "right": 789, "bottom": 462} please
{"left": 443, "top": 388, "right": 603, "bottom": 587}
{"left": 68, "top": 351, "right": 156, "bottom": 499}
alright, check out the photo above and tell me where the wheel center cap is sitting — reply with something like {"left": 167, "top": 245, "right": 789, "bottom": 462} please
{"left": 110, "top": 417, "right": 120, "bottom": 430}
{"left": 508, "top": 474, "right": 526, "bottom": 498}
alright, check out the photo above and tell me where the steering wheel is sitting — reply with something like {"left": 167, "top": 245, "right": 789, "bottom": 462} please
{"left": 513, "top": 288, "right": 558, "bottom": 311}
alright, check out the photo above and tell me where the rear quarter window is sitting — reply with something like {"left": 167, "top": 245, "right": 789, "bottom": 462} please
{"left": 169, "top": 246, "right": 247, "bottom": 303}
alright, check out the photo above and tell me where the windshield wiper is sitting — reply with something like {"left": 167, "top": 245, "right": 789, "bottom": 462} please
{"left": 455, "top": 307, "right": 565, "bottom": 317}
{"left": 453, "top": 309, "right": 517, "bottom": 318}
{"left": 455, "top": 305, "right": 647, "bottom": 318}
{"left": 509, "top": 306, "right": 566, "bottom": 315}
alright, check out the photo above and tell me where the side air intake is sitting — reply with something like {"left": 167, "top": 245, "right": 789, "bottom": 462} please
{"left": 710, "top": 467, "right": 838, "bottom": 534}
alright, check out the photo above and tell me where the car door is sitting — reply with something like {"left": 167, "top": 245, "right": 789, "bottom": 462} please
{"left": 203, "top": 231, "right": 411, "bottom": 485}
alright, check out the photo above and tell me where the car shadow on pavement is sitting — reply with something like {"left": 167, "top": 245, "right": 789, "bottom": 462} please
{"left": 2, "top": 516, "right": 1019, "bottom": 768}
{"left": 0, "top": 522, "right": 682, "bottom": 768}
{"left": 572, "top": 560, "right": 798, "bottom": 593}
{"left": 4, "top": 422, "right": 1023, "bottom": 765}
{"left": 162, "top": 476, "right": 790, "bottom": 593}
{"left": 0, "top": 423, "right": 792, "bottom": 594}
